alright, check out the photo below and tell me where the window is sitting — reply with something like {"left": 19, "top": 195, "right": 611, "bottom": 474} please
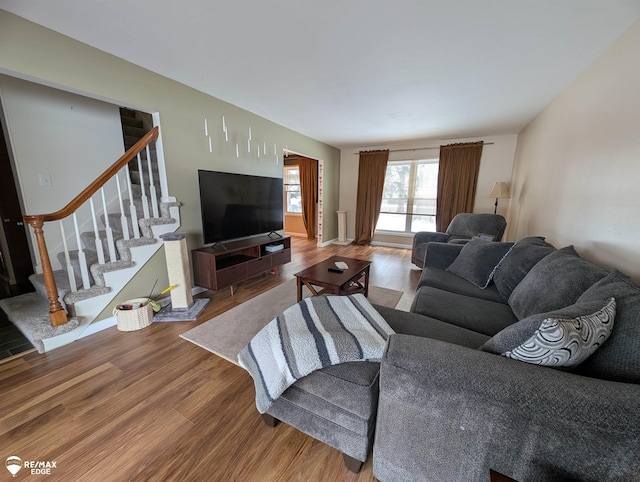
{"left": 376, "top": 159, "right": 438, "bottom": 233}
{"left": 283, "top": 166, "right": 302, "bottom": 213}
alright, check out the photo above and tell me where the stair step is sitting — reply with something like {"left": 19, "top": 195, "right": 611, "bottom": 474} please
{"left": 124, "top": 135, "right": 143, "bottom": 150}
{"left": 0, "top": 292, "right": 81, "bottom": 354}
{"left": 121, "top": 115, "right": 143, "bottom": 128}
{"left": 30, "top": 270, "right": 80, "bottom": 309}
{"left": 123, "top": 125, "right": 149, "bottom": 138}
{"left": 103, "top": 201, "right": 162, "bottom": 237}
{"left": 130, "top": 169, "right": 160, "bottom": 188}
{"left": 120, "top": 107, "right": 137, "bottom": 119}
{"left": 79, "top": 230, "right": 123, "bottom": 259}
{"left": 56, "top": 249, "right": 100, "bottom": 286}
{"left": 128, "top": 161, "right": 159, "bottom": 174}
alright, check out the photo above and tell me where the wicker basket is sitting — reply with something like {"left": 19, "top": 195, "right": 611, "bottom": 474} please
{"left": 114, "top": 298, "right": 153, "bottom": 331}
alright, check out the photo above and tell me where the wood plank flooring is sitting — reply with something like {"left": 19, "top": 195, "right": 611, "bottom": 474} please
{"left": 0, "top": 238, "right": 421, "bottom": 481}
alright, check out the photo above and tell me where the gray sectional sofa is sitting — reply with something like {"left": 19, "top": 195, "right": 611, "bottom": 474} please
{"left": 258, "top": 236, "right": 640, "bottom": 480}
{"left": 373, "top": 237, "right": 640, "bottom": 481}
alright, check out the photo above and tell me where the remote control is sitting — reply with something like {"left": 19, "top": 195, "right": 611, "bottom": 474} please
{"left": 328, "top": 267, "right": 343, "bottom": 273}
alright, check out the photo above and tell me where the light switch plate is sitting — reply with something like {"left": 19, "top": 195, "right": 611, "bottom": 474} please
{"left": 39, "top": 173, "right": 53, "bottom": 187}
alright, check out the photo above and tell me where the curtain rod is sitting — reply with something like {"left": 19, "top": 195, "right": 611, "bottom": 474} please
{"left": 354, "top": 142, "right": 494, "bottom": 154}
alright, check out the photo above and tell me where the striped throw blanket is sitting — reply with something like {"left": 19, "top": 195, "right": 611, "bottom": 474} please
{"left": 237, "top": 293, "right": 395, "bottom": 413}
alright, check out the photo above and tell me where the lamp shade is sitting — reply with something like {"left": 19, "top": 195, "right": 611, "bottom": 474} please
{"left": 488, "top": 182, "right": 510, "bottom": 199}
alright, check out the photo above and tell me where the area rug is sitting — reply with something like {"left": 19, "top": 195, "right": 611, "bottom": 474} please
{"left": 180, "top": 278, "right": 403, "bottom": 366}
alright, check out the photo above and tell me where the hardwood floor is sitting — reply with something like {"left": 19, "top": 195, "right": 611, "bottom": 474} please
{"left": 0, "top": 238, "right": 420, "bottom": 481}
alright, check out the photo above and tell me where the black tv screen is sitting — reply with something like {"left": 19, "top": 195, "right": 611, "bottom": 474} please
{"left": 198, "top": 170, "right": 284, "bottom": 244}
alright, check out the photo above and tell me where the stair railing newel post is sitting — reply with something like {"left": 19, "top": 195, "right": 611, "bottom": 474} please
{"left": 24, "top": 215, "right": 68, "bottom": 327}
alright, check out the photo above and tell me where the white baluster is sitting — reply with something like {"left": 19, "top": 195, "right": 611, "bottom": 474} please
{"left": 100, "top": 187, "right": 117, "bottom": 262}
{"left": 89, "top": 198, "right": 105, "bottom": 265}
{"left": 115, "top": 171, "right": 130, "bottom": 240}
{"left": 146, "top": 144, "right": 159, "bottom": 218}
{"left": 59, "top": 220, "right": 77, "bottom": 293}
{"left": 137, "top": 153, "right": 150, "bottom": 219}
{"left": 73, "top": 212, "right": 91, "bottom": 289}
{"left": 125, "top": 164, "right": 140, "bottom": 238}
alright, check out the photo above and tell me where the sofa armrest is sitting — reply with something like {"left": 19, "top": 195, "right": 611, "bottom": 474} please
{"left": 413, "top": 231, "right": 451, "bottom": 247}
{"left": 374, "top": 334, "right": 640, "bottom": 482}
{"left": 423, "top": 241, "right": 463, "bottom": 269}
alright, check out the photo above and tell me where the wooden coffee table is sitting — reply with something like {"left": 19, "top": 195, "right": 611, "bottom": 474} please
{"left": 294, "top": 256, "right": 371, "bottom": 301}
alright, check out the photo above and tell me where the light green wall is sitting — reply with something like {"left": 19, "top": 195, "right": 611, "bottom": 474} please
{"left": 0, "top": 10, "right": 340, "bottom": 317}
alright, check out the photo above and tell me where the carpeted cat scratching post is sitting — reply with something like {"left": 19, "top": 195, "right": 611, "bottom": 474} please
{"left": 154, "top": 232, "right": 209, "bottom": 322}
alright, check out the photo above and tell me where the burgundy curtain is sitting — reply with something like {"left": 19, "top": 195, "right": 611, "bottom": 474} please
{"left": 435, "top": 141, "right": 484, "bottom": 232}
{"left": 299, "top": 157, "right": 318, "bottom": 239}
{"left": 352, "top": 150, "right": 389, "bottom": 245}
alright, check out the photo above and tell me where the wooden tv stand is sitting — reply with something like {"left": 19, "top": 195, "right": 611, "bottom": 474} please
{"left": 191, "top": 235, "right": 291, "bottom": 294}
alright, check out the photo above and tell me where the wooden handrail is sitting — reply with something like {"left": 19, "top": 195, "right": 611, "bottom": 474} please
{"left": 22, "top": 126, "right": 159, "bottom": 327}
{"left": 24, "top": 126, "right": 159, "bottom": 224}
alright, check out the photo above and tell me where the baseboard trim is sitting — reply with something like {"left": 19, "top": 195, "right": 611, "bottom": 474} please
{"left": 370, "top": 241, "right": 412, "bottom": 249}
{"left": 78, "top": 285, "right": 208, "bottom": 339}
{"left": 78, "top": 316, "right": 116, "bottom": 338}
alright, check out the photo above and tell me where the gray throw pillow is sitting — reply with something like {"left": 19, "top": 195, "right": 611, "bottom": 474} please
{"left": 508, "top": 246, "right": 608, "bottom": 320}
{"left": 482, "top": 298, "right": 616, "bottom": 368}
{"left": 446, "top": 238, "right": 515, "bottom": 288}
{"left": 492, "top": 236, "right": 556, "bottom": 299}
{"left": 574, "top": 270, "right": 640, "bottom": 383}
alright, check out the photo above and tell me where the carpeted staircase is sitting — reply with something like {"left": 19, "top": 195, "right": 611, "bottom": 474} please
{"left": 0, "top": 112, "right": 181, "bottom": 353}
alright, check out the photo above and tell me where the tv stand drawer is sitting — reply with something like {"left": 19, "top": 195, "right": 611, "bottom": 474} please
{"left": 270, "top": 248, "right": 291, "bottom": 266}
{"left": 216, "top": 264, "right": 248, "bottom": 287}
{"left": 247, "top": 256, "right": 271, "bottom": 276}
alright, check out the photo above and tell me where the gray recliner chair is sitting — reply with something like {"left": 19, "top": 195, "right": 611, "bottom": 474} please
{"left": 411, "top": 213, "right": 507, "bottom": 268}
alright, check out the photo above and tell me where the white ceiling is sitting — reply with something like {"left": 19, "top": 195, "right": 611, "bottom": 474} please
{"left": 3, "top": 1, "right": 640, "bottom": 148}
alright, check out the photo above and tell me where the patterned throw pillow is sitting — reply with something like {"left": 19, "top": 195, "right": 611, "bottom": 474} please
{"left": 482, "top": 298, "right": 616, "bottom": 368}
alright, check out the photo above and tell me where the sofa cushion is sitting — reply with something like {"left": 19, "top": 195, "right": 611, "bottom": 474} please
{"left": 446, "top": 238, "right": 515, "bottom": 289}
{"left": 508, "top": 246, "right": 608, "bottom": 320}
{"left": 288, "top": 361, "right": 380, "bottom": 422}
{"left": 481, "top": 298, "right": 616, "bottom": 368}
{"left": 373, "top": 304, "right": 490, "bottom": 348}
{"left": 493, "top": 236, "right": 556, "bottom": 299}
{"left": 417, "top": 267, "right": 506, "bottom": 303}
{"left": 574, "top": 270, "right": 640, "bottom": 383}
{"left": 411, "top": 286, "right": 517, "bottom": 336}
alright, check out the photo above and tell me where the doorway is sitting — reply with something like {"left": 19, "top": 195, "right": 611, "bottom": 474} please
{"left": 283, "top": 154, "right": 320, "bottom": 239}
{"left": 0, "top": 117, "right": 33, "bottom": 288}
{"left": 0, "top": 113, "right": 36, "bottom": 359}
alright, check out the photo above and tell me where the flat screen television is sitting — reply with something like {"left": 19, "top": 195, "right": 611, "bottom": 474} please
{"left": 198, "top": 170, "right": 284, "bottom": 244}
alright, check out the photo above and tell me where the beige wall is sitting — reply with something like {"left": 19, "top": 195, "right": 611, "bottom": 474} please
{"left": 339, "top": 135, "right": 518, "bottom": 247}
{"left": 0, "top": 11, "right": 340, "bottom": 306}
{"left": 507, "top": 18, "right": 640, "bottom": 280}
{"left": 284, "top": 214, "right": 306, "bottom": 236}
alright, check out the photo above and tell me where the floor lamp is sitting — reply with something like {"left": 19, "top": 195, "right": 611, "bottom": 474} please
{"left": 488, "top": 182, "right": 510, "bottom": 214}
